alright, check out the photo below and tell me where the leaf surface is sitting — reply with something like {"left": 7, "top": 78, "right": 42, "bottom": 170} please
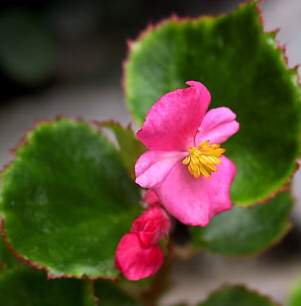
{"left": 0, "top": 266, "right": 94, "bottom": 306}
{"left": 197, "top": 285, "right": 278, "bottom": 306}
{"left": 190, "top": 191, "right": 292, "bottom": 256}
{"left": 94, "top": 279, "right": 143, "bottom": 305}
{"left": 98, "top": 121, "right": 146, "bottom": 179}
{"left": 0, "top": 119, "right": 141, "bottom": 278}
{"left": 125, "top": 2, "right": 301, "bottom": 205}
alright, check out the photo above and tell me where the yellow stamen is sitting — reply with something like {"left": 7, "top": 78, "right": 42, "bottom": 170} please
{"left": 183, "top": 141, "right": 226, "bottom": 179}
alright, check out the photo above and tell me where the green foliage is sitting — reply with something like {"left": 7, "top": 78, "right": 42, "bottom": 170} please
{"left": 197, "top": 285, "right": 277, "bottom": 306}
{"left": 0, "top": 266, "right": 144, "bottom": 305}
{"left": 0, "top": 234, "right": 21, "bottom": 272}
{"left": 0, "top": 119, "right": 141, "bottom": 278}
{"left": 0, "top": 266, "right": 94, "bottom": 306}
{"left": 98, "top": 121, "right": 146, "bottom": 179}
{"left": 287, "top": 274, "right": 301, "bottom": 306}
{"left": 0, "top": 1, "right": 299, "bottom": 305}
{"left": 0, "top": 9, "right": 56, "bottom": 84}
{"left": 190, "top": 191, "right": 293, "bottom": 255}
{"left": 125, "top": 2, "right": 301, "bottom": 206}
{"left": 94, "top": 279, "right": 143, "bottom": 305}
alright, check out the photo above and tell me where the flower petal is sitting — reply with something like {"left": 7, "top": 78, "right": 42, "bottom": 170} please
{"left": 195, "top": 107, "right": 239, "bottom": 145}
{"left": 140, "top": 189, "right": 160, "bottom": 206}
{"left": 115, "top": 233, "right": 163, "bottom": 281}
{"left": 131, "top": 206, "right": 171, "bottom": 246}
{"left": 137, "top": 81, "right": 211, "bottom": 151}
{"left": 135, "top": 150, "right": 185, "bottom": 188}
{"left": 153, "top": 156, "right": 236, "bottom": 226}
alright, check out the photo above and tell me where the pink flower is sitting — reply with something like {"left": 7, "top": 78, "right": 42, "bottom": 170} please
{"left": 115, "top": 205, "right": 171, "bottom": 281}
{"left": 115, "top": 233, "right": 163, "bottom": 281}
{"left": 131, "top": 204, "right": 171, "bottom": 246}
{"left": 135, "top": 81, "right": 239, "bottom": 226}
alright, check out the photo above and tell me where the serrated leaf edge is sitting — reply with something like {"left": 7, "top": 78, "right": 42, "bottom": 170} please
{"left": 196, "top": 191, "right": 295, "bottom": 258}
{"left": 0, "top": 117, "right": 124, "bottom": 281}
{"left": 123, "top": 1, "right": 301, "bottom": 207}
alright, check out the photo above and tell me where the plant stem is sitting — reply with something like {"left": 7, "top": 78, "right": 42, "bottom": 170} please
{"left": 142, "top": 240, "right": 176, "bottom": 306}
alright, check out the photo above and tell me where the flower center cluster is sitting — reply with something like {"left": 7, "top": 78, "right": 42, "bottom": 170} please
{"left": 183, "top": 140, "right": 226, "bottom": 179}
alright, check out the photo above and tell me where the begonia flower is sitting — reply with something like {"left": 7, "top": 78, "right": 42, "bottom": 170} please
{"left": 135, "top": 81, "right": 239, "bottom": 226}
{"left": 115, "top": 205, "right": 171, "bottom": 281}
{"left": 131, "top": 204, "right": 171, "bottom": 246}
{"left": 115, "top": 233, "right": 163, "bottom": 281}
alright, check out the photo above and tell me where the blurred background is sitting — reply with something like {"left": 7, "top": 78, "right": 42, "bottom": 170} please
{"left": 0, "top": 0, "right": 301, "bottom": 304}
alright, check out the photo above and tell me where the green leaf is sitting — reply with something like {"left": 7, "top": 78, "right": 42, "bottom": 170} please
{"left": 0, "top": 233, "right": 21, "bottom": 272}
{"left": 98, "top": 121, "right": 146, "bottom": 179}
{"left": 94, "top": 279, "right": 143, "bottom": 305}
{"left": 0, "top": 266, "right": 94, "bottom": 306}
{"left": 0, "top": 119, "right": 141, "bottom": 278}
{"left": 287, "top": 274, "right": 301, "bottom": 306}
{"left": 124, "top": 2, "right": 301, "bottom": 206}
{"left": 190, "top": 191, "right": 292, "bottom": 256}
{"left": 197, "top": 285, "right": 277, "bottom": 306}
{"left": 0, "top": 9, "right": 56, "bottom": 84}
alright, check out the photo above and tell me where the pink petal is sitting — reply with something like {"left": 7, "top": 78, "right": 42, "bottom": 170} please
{"left": 153, "top": 156, "right": 236, "bottom": 226}
{"left": 137, "top": 81, "right": 211, "bottom": 151}
{"left": 195, "top": 107, "right": 239, "bottom": 145}
{"left": 115, "top": 233, "right": 163, "bottom": 281}
{"left": 135, "top": 150, "right": 185, "bottom": 188}
{"left": 140, "top": 189, "right": 160, "bottom": 206}
{"left": 131, "top": 206, "right": 171, "bottom": 245}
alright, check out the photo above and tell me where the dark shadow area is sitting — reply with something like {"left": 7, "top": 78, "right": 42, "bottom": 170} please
{"left": 0, "top": 0, "right": 244, "bottom": 102}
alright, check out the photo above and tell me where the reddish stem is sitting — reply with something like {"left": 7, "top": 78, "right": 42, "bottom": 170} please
{"left": 141, "top": 240, "right": 176, "bottom": 306}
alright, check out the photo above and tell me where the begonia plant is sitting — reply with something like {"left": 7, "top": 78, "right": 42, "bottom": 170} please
{"left": 0, "top": 1, "right": 301, "bottom": 305}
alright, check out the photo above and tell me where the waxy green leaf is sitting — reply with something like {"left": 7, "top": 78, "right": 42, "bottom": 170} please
{"left": 94, "top": 279, "right": 143, "bottom": 305}
{"left": 190, "top": 191, "right": 293, "bottom": 256}
{"left": 0, "top": 119, "right": 141, "bottom": 278}
{"left": 0, "top": 234, "right": 21, "bottom": 272}
{"left": 98, "top": 121, "right": 146, "bottom": 179}
{"left": 0, "top": 266, "right": 94, "bottom": 306}
{"left": 125, "top": 2, "right": 301, "bottom": 206}
{"left": 197, "top": 285, "right": 278, "bottom": 306}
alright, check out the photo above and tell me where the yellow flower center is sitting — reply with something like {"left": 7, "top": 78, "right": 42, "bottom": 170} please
{"left": 183, "top": 140, "right": 226, "bottom": 179}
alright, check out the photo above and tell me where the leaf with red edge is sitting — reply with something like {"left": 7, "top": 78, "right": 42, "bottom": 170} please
{"left": 0, "top": 232, "right": 21, "bottom": 272}
{"left": 98, "top": 121, "right": 146, "bottom": 179}
{"left": 0, "top": 266, "right": 94, "bottom": 306}
{"left": 190, "top": 191, "right": 293, "bottom": 256}
{"left": 0, "top": 118, "right": 141, "bottom": 279}
{"left": 124, "top": 1, "right": 301, "bottom": 206}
